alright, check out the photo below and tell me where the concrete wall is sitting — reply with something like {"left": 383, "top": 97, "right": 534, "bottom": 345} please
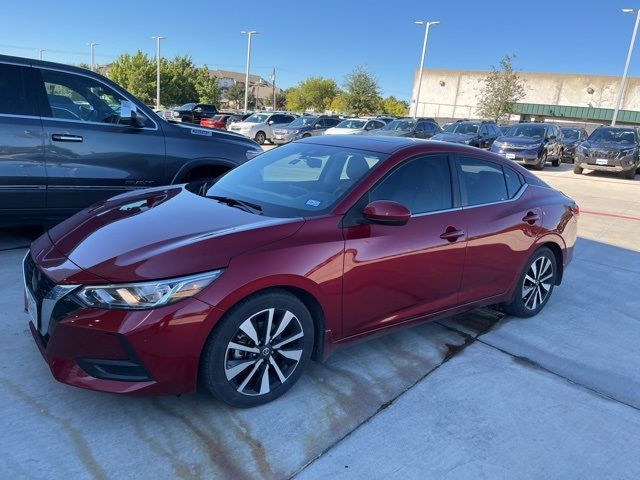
{"left": 411, "top": 68, "right": 640, "bottom": 119}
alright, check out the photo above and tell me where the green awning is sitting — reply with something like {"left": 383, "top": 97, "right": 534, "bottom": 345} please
{"left": 512, "top": 103, "right": 640, "bottom": 124}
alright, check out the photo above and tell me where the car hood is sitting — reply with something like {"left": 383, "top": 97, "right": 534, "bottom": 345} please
{"left": 432, "top": 133, "right": 474, "bottom": 143}
{"left": 498, "top": 136, "right": 543, "bottom": 146}
{"left": 47, "top": 186, "right": 303, "bottom": 282}
{"left": 583, "top": 141, "right": 634, "bottom": 151}
{"left": 371, "top": 130, "right": 411, "bottom": 137}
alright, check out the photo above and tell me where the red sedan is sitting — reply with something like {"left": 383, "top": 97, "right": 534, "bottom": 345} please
{"left": 24, "top": 136, "right": 578, "bottom": 407}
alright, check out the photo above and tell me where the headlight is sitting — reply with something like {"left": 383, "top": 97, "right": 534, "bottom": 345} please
{"left": 463, "top": 139, "right": 473, "bottom": 145}
{"left": 76, "top": 270, "right": 223, "bottom": 310}
{"left": 172, "top": 111, "right": 180, "bottom": 117}
{"left": 492, "top": 141, "right": 503, "bottom": 149}
{"left": 576, "top": 145, "right": 589, "bottom": 156}
{"left": 292, "top": 129, "right": 300, "bottom": 134}
{"left": 620, "top": 147, "right": 637, "bottom": 157}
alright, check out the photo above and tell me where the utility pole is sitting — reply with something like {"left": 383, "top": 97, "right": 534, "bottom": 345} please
{"left": 241, "top": 31, "right": 258, "bottom": 114}
{"left": 412, "top": 20, "right": 440, "bottom": 118}
{"left": 271, "top": 67, "right": 276, "bottom": 111}
{"left": 151, "top": 36, "right": 166, "bottom": 110}
{"left": 612, "top": 9, "right": 640, "bottom": 126}
{"left": 38, "top": 49, "right": 44, "bottom": 60}
{"left": 87, "top": 43, "right": 98, "bottom": 71}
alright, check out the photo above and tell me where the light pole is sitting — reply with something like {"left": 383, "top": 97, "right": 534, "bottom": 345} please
{"left": 38, "top": 49, "right": 44, "bottom": 60}
{"left": 152, "top": 36, "right": 166, "bottom": 110}
{"left": 271, "top": 67, "right": 276, "bottom": 111}
{"left": 87, "top": 43, "right": 98, "bottom": 71}
{"left": 241, "top": 31, "right": 258, "bottom": 114}
{"left": 412, "top": 20, "right": 440, "bottom": 118}
{"left": 612, "top": 9, "right": 640, "bottom": 125}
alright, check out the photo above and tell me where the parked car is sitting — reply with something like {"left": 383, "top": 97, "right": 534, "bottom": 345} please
{"left": 324, "top": 118, "right": 386, "bottom": 135}
{"left": 272, "top": 115, "right": 342, "bottom": 144}
{"left": 24, "top": 135, "right": 578, "bottom": 407}
{"left": 432, "top": 120, "right": 501, "bottom": 149}
{"left": 200, "top": 114, "right": 233, "bottom": 129}
{"left": 574, "top": 126, "right": 639, "bottom": 179}
{"left": 165, "top": 103, "right": 218, "bottom": 124}
{"left": 228, "top": 112, "right": 297, "bottom": 144}
{"left": 491, "top": 122, "right": 563, "bottom": 169}
{"left": 372, "top": 118, "right": 441, "bottom": 139}
{"left": 375, "top": 115, "right": 396, "bottom": 124}
{"left": 498, "top": 124, "right": 512, "bottom": 135}
{"left": 559, "top": 127, "right": 588, "bottom": 163}
{"left": 0, "top": 55, "right": 263, "bottom": 226}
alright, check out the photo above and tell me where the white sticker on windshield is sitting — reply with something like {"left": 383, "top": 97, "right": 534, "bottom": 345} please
{"left": 191, "top": 128, "right": 212, "bottom": 137}
{"left": 120, "top": 100, "right": 135, "bottom": 118}
{"left": 306, "top": 199, "right": 321, "bottom": 207}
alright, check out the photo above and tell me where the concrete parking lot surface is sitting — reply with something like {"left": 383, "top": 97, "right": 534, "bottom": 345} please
{"left": 1, "top": 164, "right": 639, "bottom": 479}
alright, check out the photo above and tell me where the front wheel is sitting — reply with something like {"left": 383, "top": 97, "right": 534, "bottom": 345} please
{"left": 503, "top": 247, "right": 556, "bottom": 318}
{"left": 552, "top": 150, "right": 561, "bottom": 167}
{"left": 200, "top": 290, "right": 314, "bottom": 408}
{"left": 254, "top": 131, "right": 266, "bottom": 145}
{"left": 573, "top": 163, "right": 583, "bottom": 174}
{"left": 624, "top": 168, "right": 636, "bottom": 179}
{"left": 534, "top": 151, "right": 547, "bottom": 170}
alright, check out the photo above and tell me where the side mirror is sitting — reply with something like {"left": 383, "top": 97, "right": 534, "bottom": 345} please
{"left": 363, "top": 200, "right": 411, "bottom": 226}
{"left": 268, "top": 120, "right": 275, "bottom": 125}
{"left": 126, "top": 110, "right": 146, "bottom": 128}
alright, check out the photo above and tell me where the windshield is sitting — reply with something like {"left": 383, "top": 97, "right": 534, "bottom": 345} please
{"left": 588, "top": 128, "right": 637, "bottom": 144}
{"left": 203, "top": 143, "right": 386, "bottom": 217}
{"left": 336, "top": 119, "right": 366, "bottom": 129}
{"left": 179, "top": 103, "right": 196, "bottom": 110}
{"left": 288, "top": 116, "right": 318, "bottom": 127}
{"left": 444, "top": 123, "right": 479, "bottom": 135}
{"left": 381, "top": 119, "right": 415, "bottom": 131}
{"left": 561, "top": 128, "right": 580, "bottom": 140}
{"left": 245, "top": 113, "right": 271, "bottom": 123}
{"left": 505, "top": 125, "right": 546, "bottom": 140}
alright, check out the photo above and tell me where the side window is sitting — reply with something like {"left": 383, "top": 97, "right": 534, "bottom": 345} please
{"left": 503, "top": 165, "right": 524, "bottom": 198}
{"left": 39, "top": 69, "right": 145, "bottom": 125}
{"left": 370, "top": 155, "right": 453, "bottom": 214}
{"left": 491, "top": 125, "right": 500, "bottom": 135}
{"left": 0, "top": 64, "right": 37, "bottom": 116}
{"left": 285, "top": 115, "right": 296, "bottom": 123}
{"left": 480, "top": 125, "right": 489, "bottom": 136}
{"left": 415, "top": 122, "right": 425, "bottom": 132}
{"left": 268, "top": 115, "right": 281, "bottom": 124}
{"left": 458, "top": 157, "right": 509, "bottom": 206}
{"left": 424, "top": 122, "right": 436, "bottom": 134}
{"left": 329, "top": 118, "right": 341, "bottom": 127}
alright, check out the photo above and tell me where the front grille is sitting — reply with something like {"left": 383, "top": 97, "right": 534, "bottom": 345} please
{"left": 24, "top": 254, "right": 55, "bottom": 305}
{"left": 588, "top": 149, "right": 619, "bottom": 160}
{"left": 502, "top": 144, "right": 536, "bottom": 151}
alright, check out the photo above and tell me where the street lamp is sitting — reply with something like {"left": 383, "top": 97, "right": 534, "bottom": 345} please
{"left": 412, "top": 20, "right": 440, "bottom": 118}
{"left": 241, "top": 30, "right": 258, "bottom": 114}
{"left": 612, "top": 9, "right": 640, "bottom": 126}
{"left": 152, "top": 36, "right": 166, "bottom": 110}
{"left": 37, "top": 49, "right": 44, "bottom": 60}
{"left": 87, "top": 43, "right": 98, "bottom": 71}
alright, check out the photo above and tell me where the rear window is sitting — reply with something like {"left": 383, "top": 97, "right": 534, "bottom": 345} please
{"left": 0, "top": 64, "right": 37, "bottom": 116}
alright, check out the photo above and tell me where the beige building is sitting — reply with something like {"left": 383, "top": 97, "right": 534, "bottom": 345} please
{"left": 411, "top": 68, "right": 640, "bottom": 124}
{"left": 210, "top": 69, "right": 281, "bottom": 109}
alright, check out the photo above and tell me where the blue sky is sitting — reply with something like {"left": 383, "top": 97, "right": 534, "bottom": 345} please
{"left": 1, "top": 0, "right": 638, "bottom": 100}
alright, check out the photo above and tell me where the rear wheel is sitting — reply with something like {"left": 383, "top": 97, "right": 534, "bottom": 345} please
{"left": 200, "top": 290, "right": 314, "bottom": 408}
{"left": 254, "top": 131, "right": 266, "bottom": 145}
{"left": 573, "top": 163, "right": 583, "bottom": 175}
{"left": 503, "top": 247, "right": 556, "bottom": 318}
{"left": 624, "top": 168, "right": 636, "bottom": 179}
{"left": 552, "top": 149, "right": 562, "bottom": 167}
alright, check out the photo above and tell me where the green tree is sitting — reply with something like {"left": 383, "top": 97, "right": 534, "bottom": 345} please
{"left": 160, "top": 55, "right": 199, "bottom": 106}
{"left": 285, "top": 87, "right": 305, "bottom": 112}
{"left": 329, "top": 93, "right": 349, "bottom": 114}
{"left": 343, "top": 66, "right": 381, "bottom": 116}
{"left": 476, "top": 54, "right": 526, "bottom": 121}
{"left": 194, "top": 66, "right": 221, "bottom": 106}
{"left": 285, "top": 77, "right": 339, "bottom": 112}
{"left": 226, "top": 82, "right": 255, "bottom": 110}
{"left": 381, "top": 96, "right": 409, "bottom": 116}
{"left": 264, "top": 90, "right": 288, "bottom": 110}
{"left": 107, "top": 50, "right": 155, "bottom": 104}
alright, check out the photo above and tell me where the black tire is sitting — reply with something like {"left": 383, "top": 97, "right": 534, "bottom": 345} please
{"left": 534, "top": 151, "right": 547, "bottom": 170}
{"left": 552, "top": 150, "right": 561, "bottom": 167}
{"left": 254, "top": 131, "right": 266, "bottom": 145}
{"left": 624, "top": 168, "right": 636, "bottom": 179}
{"left": 573, "top": 163, "right": 583, "bottom": 174}
{"left": 503, "top": 247, "right": 556, "bottom": 318}
{"left": 200, "top": 290, "right": 314, "bottom": 408}
{"left": 302, "top": 133, "right": 311, "bottom": 138}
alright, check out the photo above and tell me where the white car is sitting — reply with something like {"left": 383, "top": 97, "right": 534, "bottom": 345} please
{"left": 228, "top": 112, "right": 297, "bottom": 144}
{"left": 324, "top": 118, "right": 386, "bottom": 135}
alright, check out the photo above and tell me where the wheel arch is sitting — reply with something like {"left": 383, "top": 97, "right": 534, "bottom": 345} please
{"left": 534, "top": 236, "right": 565, "bottom": 285}
{"left": 171, "top": 158, "right": 238, "bottom": 184}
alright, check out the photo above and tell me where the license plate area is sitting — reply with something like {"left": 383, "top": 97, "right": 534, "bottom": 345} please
{"left": 505, "top": 153, "right": 516, "bottom": 159}
{"left": 595, "top": 158, "right": 608, "bottom": 165}
{"left": 26, "top": 288, "right": 39, "bottom": 330}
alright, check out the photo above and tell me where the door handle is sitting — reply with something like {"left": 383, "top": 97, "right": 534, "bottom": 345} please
{"left": 522, "top": 212, "right": 540, "bottom": 225}
{"left": 440, "top": 227, "right": 465, "bottom": 242}
{"left": 52, "top": 134, "right": 83, "bottom": 142}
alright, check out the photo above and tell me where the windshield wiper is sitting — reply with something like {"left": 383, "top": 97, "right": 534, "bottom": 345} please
{"left": 208, "top": 195, "right": 263, "bottom": 214}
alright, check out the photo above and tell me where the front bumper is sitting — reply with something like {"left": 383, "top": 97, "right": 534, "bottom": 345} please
{"left": 24, "top": 252, "right": 224, "bottom": 396}
{"left": 575, "top": 154, "right": 638, "bottom": 173}
{"left": 272, "top": 131, "right": 300, "bottom": 144}
{"left": 492, "top": 148, "right": 541, "bottom": 165}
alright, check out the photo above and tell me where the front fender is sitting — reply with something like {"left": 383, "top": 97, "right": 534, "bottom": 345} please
{"left": 170, "top": 158, "right": 240, "bottom": 184}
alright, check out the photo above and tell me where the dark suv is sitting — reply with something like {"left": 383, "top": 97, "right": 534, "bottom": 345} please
{"left": 165, "top": 103, "right": 218, "bottom": 124}
{"left": 560, "top": 127, "right": 588, "bottom": 163}
{"left": 0, "top": 55, "right": 263, "bottom": 225}
{"left": 574, "top": 126, "right": 639, "bottom": 179}
{"left": 373, "top": 118, "right": 442, "bottom": 139}
{"left": 491, "top": 122, "right": 563, "bottom": 169}
{"left": 431, "top": 120, "right": 501, "bottom": 148}
{"left": 272, "top": 115, "right": 342, "bottom": 144}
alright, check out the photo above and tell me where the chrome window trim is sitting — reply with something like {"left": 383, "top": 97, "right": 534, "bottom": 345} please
{"left": 461, "top": 183, "right": 528, "bottom": 210}
{"left": 0, "top": 185, "right": 46, "bottom": 190}
{"left": 412, "top": 206, "right": 463, "bottom": 218}
{"left": 0, "top": 113, "right": 40, "bottom": 120}
{"left": 36, "top": 64, "right": 159, "bottom": 131}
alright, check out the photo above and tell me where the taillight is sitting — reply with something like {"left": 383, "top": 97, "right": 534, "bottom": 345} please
{"left": 569, "top": 204, "right": 580, "bottom": 216}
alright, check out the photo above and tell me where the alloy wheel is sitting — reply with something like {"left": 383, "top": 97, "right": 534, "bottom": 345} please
{"left": 224, "top": 308, "right": 304, "bottom": 396}
{"left": 522, "top": 256, "right": 553, "bottom": 310}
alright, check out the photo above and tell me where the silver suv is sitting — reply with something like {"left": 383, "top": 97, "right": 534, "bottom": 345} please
{"left": 228, "top": 112, "right": 297, "bottom": 144}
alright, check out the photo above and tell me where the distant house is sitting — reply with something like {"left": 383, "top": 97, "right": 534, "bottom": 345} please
{"left": 209, "top": 69, "right": 281, "bottom": 109}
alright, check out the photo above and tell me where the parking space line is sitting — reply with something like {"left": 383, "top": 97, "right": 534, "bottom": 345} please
{"left": 580, "top": 210, "right": 640, "bottom": 222}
